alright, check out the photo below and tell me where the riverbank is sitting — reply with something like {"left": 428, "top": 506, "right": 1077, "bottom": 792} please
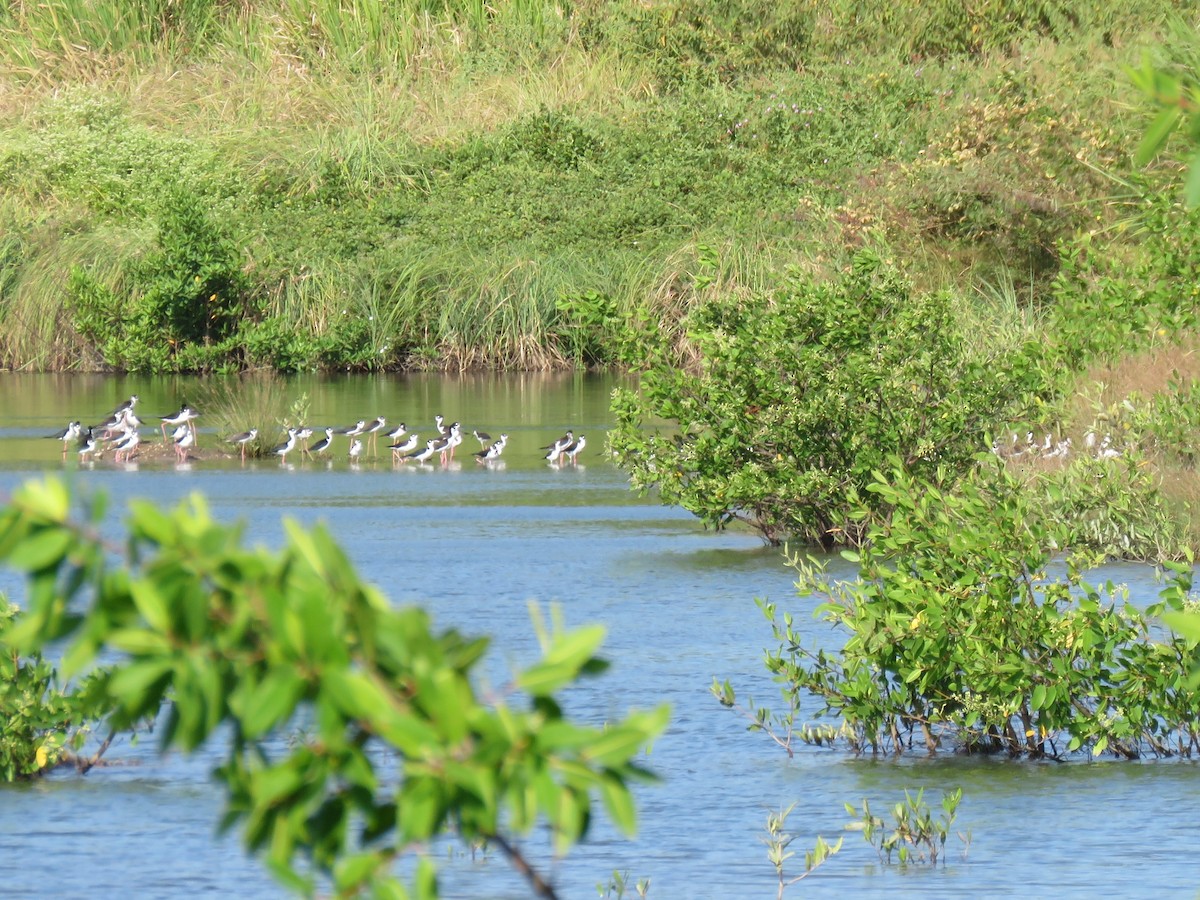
{"left": 0, "top": 0, "right": 1172, "bottom": 375}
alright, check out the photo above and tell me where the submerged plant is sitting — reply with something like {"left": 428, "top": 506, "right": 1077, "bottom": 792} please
{"left": 845, "top": 789, "right": 968, "bottom": 866}
{"left": 596, "top": 869, "right": 650, "bottom": 899}
{"left": 762, "top": 803, "right": 841, "bottom": 898}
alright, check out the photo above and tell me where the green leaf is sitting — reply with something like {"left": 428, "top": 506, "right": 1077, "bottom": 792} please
{"left": 130, "top": 580, "right": 172, "bottom": 635}
{"left": 1134, "top": 106, "right": 1182, "bottom": 166}
{"left": 9, "top": 527, "right": 72, "bottom": 572}
{"left": 17, "top": 479, "right": 70, "bottom": 522}
{"left": 333, "top": 852, "right": 382, "bottom": 894}
{"left": 1030, "top": 684, "right": 1046, "bottom": 711}
{"left": 107, "top": 627, "right": 172, "bottom": 656}
{"left": 518, "top": 625, "right": 606, "bottom": 697}
{"left": 107, "top": 658, "right": 174, "bottom": 709}
{"left": 584, "top": 725, "right": 653, "bottom": 768}
{"left": 1164, "top": 611, "right": 1200, "bottom": 644}
{"left": 239, "top": 669, "right": 306, "bottom": 739}
{"left": 1185, "top": 154, "right": 1200, "bottom": 209}
{"left": 600, "top": 774, "right": 637, "bottom": 835}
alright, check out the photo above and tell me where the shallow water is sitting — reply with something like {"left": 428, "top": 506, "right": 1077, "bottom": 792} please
{"left": 0, "top": 373, "right": 1197, "bottom": 899}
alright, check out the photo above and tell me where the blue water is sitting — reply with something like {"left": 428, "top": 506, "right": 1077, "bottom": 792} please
{"left": 0, "top": 374, "right": 1197, "bottom": 899}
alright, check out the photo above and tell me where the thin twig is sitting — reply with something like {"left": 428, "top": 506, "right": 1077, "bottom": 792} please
{"left": 487, "top": 833, "right": 558, "bottom": 900}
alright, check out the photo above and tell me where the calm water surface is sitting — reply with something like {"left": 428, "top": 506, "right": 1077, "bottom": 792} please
{"left": 0, "top": 373, "right": 1197, "bottom": 899}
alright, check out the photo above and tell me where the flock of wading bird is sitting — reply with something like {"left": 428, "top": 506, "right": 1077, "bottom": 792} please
{"left": 49, "top": 395, "right": 588, "bottom": 468}
{"left": 990, "top": 428, "right": 1123, "bottom": 461}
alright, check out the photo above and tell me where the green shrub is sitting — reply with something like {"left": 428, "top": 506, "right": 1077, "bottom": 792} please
{"left": 0, "top": 477, "right": 668, "bottom": 895}
{"left": 0, "top": 601, "right": 111, "bottom": 780}
{"left": 733, "top": 458, "right": 1200, "bottom": 758}
{"left": 1037, "top": 453, "right": 1188, "bottom": 561}
{"left": 610, "top": 248, "right": 1038, "bottom": 546}
{"left": 70, "top": 187, "right": 254, "bottom": 372}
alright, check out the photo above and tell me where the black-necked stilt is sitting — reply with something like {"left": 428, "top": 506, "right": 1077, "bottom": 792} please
{"left": 295, "top": 425, "right": 314, "bottom": 457}
{"left": 542, "top": 430, "right": 573, "bottom": 452}
{"left": 160, "top": 404, "right": 198, "bottom": 442}
{"left": 385, "top": 422, "right": 407, "bottom": 441}
{"left": 431, "top": 436, "right": 452, "bottom": 464}
{"left": 443, "top": 423, "right": 462, "bottom": 462}
{"left": 407, "top": 440, "right": 438, "bottom": 464}
{"left": 474, "top": 433, "right": 508, "bottom": 462}
{"left": 562, "top": 434, "right": 586, "bottom": 464}
{"left": 174, "top": 424, "right": 195, "bottom": 462}
{"left": 1047, "top": 437, "right": 1071, "bottom": 459}
{"left": 227, "top": 428, "right": 258, "bottom": 462}
{"left": 348, "top": 438, "right": 363, "bottom": 463}
{"left": 109, "top": 395, "right": 138, "bottom": 418}
{"left": 50, "top": 421, "right": 82, "bottom": 458}
{"left": 389, "top": 433, "right": 419, "bottom": 461}
{"left": 113, "top": 428, "right": 140, "bottom": 463}
{"left": 336, "top": 420, "right": 366, "bottom": 438}
{"left": 434, "top": 414, "right": 448, "bottom": 437}
{"left": 363, "top": 417, "right": 386, "bottom": 456}
{"left": 78, "top": 428, "right": 97, "bottom": 462}
{"left": 472, "top": 428, "right": 492, "bottom": 449}
{"left": 310, "top": 427, "right": 335, "bottom": 456}
{"left": 272, "top": 428, "right": 298, "bottom": 463}
{"left": 95, "top": 405, "right": 139, "bottom": 440}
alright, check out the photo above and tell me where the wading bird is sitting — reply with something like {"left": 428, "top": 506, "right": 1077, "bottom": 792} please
{"left": 226, "top": 428, "right": 258, "bottom": 462}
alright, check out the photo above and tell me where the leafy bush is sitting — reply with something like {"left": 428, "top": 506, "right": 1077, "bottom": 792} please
{"left": 0, "top": 478, "right": 668, "bottom": 895}
{"left": 70, "top": 187, "right": 254, "bottom": 372}
{"left": 0, "top": 601, "right": 110, "bottom": 780}
{"left": 735, "top": 459, "right": 1200, "bottom": 759}
{"left": 1036, "top": 453, "right": 1188, "bottom": 560}
{"left": 610, "top": 248, "right": 1037, "bottom": 546}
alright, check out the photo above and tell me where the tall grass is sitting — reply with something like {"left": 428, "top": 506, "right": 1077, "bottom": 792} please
{"left": 955, "top": 267, "right": 1047, "bottom": 361}
{"left": 0, "top": 0, "right": 1175, "bottom": 372}
{"left": 194, "top": 372, "right": 302, "bottom": 457}
{"left": 0, "top": 213, "right": 149, "bottom": 370}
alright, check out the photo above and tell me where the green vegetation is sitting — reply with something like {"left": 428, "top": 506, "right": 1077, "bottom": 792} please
{"left": 0, "top": 478, "right": 666, "bottom": 897}
{"left": 761, "top": 803, "right": 842, "bottom": 898}
{"left": 0, "top": 0, "right": 1178, "bottom": 375}
{"left": 609, "top": 248, "right": 1033, "bottom": 547}
{"left": 844, "top": 789, "right": 968, "bottom": 867}
{"left": 5, "top": 0, "right": 1198, "bottom": 555}
{"left": 720, "top": 459, "right": 1200, "bottom": 759}
{"left": 0, "top": 599, "right": 112, "bottom": 780}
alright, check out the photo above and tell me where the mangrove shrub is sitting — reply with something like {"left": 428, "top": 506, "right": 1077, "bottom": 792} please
{"left": 609, "top": 249, "right": 1035, "bottom": 546}
{"left": 729, "top": 459, "right": 1200, "bottom": 759}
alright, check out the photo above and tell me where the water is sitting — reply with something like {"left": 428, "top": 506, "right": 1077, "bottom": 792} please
{"left": 0, "top": 373, "right": 1197, "bottom": 899}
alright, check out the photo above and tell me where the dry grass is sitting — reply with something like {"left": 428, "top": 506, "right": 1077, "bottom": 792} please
{"left": 1071, "top": 335, "right": 1200, "bottom": 419}
{"left": 1065, "top": 335, "right": 1200, "bottom": 548}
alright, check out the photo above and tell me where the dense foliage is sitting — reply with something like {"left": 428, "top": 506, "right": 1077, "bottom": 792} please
{"left": 0, "top": 600, "right": 112, "bottom": 780}
{"left": 0, "top": 0, "right": 1163, "bottom": 372}
{"left": 0, "top": 479, "right": 666, "bottom": 897}
{"left": 722, "top": 459, "right": 1200, "bottom": 759}
{"left": 610, "top": 249, "right": 1036, "bottom": 546}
